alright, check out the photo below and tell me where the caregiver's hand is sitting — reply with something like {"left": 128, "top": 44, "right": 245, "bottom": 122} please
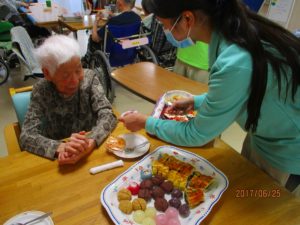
{"left": 166, "top": 97, "right": 194, "bottom": 115}
{"left": 119, "top": 112, "right": 149, "bottom": 132}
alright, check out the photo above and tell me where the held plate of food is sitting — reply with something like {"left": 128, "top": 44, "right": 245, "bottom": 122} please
{"left": 152, "top": 90, "right": 196, "bottom": 122}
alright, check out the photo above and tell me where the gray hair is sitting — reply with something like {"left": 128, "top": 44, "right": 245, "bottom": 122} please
{"left": 34, "top": 35, "right": 81, "bottom": 76}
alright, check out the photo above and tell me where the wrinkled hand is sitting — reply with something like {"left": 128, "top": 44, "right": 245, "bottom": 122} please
{"left": 57, "top": 132, "right": 96, "bottom": 165}
{"left": 64, "top": 132, "right": 89, "bottom": 155}
{"left": 166, "top": 97, "right": 194, "bottom": 115}
{"left": 119, "top": 112, "right": 148, "bottom": 132}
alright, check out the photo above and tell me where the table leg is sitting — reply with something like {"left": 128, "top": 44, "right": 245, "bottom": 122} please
{"left": 73, "top": 31, "right": 78, "bottom": 39}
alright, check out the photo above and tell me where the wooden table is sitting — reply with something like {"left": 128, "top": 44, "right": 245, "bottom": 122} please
{"left": 1, "top": 122, "right": 299, "bottom": 225}
{"left": 27, "top": 2, "right": 105, "bottom": 37}
{"left": 111, "top": 62, "right": 209, "bottom": 103}
{"left": 58, "top": 15, "right": 107, "bottom": 39}
{"left": 27, "top": 3, "right": 63, "bottom": 28}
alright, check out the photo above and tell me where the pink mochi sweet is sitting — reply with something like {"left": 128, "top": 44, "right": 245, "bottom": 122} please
{"left": 167, "top": 218, "right": 181, "bottom": 225}
{"left": 165, "top": 207, "right": 179, "bottom": 219}
{"left": 155, "top": 214, "right": 168, "bottom": 225}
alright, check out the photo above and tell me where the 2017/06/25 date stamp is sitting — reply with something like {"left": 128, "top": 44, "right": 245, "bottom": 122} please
{"left": 235, "top": 189, "right": 281, "bottom": 198}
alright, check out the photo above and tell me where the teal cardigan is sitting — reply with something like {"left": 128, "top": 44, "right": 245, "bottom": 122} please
{"left": 146, "top": 31, "right": 300, "bottom": 175}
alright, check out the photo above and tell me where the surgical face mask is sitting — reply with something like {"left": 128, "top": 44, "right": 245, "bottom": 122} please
{"left": 164, "top": 16, "right": 195, "bottom": 48}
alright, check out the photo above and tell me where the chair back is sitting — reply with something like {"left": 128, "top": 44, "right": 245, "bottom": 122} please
{"left": 143, "top": 17, "right": 176, "bottom": 68}
{"left": 150, "top": 17, "right": 176, "bottom": 55}
{"left": 104, "top": 22, "right": 141, "bottom": 67}
{"left": 0, "top": 5, "right": 11, "bottom": 20}
{"left": 10, "top": 26, "right": 42, "bottom": 77}
{"left": 0, "top": 21, "right": 13, "bottom": 42}
{"left": 243, "top": 0, "right": 264, "bottom": 12}
{"left": 9, "top": 86, "right": 32, "bottom": 126}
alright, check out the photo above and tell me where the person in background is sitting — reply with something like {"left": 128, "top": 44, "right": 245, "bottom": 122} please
{"left": 140, "top": 0, "right": 176, "bottom": 68}
{"left": 0, "top": 0, "right": 29, "bottom": 26}
{"left": 141, "top": 0, "right": 153, "bottom": 29}
{"left": 82, "top": 0, "right": 140, "bottom": 65}
{"left": 93, "top": 0, "right": 140, "bottom": 48}
{"left": 86, "top": 0, "right": 93, "bottom": 11}
{"left": 86, "top": 0, "right": 99, "bottom": 11}
{"left": 120, "top": 0, "right": 300, "bottom": 196}
{"left": 141, "top": 0, "right": 208, "bottom": 82}
{"left": 20, "top": 35, "right": 117, "bottom": 165}
{"left": 0, "top": 0, "right": 29, "bottom": 12}
{"left": 0, "top": 0, "right": 50, "bottom": 38}
{"left": 173, "top": 42, "right": 209, "bottom": 83}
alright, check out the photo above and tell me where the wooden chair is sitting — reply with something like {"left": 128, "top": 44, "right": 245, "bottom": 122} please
{"left": 4, "top": 86, "right": 32, "bottom": 155}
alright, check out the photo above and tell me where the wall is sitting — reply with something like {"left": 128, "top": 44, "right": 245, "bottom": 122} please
{"left": 287, "top": 0, "right": 300, "bottom": 31}
{"left": 260, "top": 0, "right": 300, "bottom": 32}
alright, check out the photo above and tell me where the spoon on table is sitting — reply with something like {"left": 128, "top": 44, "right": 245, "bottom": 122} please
{"left": 11, "top": 212, "right": 52, "bottom": 225}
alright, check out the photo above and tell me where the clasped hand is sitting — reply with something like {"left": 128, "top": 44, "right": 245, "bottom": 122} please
{"left": 57, "top": 131, "right": 96, "bottom": 165}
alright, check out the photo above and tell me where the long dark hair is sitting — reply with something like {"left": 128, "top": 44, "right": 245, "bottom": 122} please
{"left": 149, "top": 0, "right": 300, "bottom": 132}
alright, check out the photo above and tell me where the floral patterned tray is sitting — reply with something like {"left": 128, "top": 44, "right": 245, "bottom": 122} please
{"left": 100, "top": 146, "right": 228, "bottom": 225}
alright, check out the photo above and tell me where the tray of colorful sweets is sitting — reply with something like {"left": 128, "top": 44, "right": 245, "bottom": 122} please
{"left": 101, "top": 146, "right": 228, "bottom": 225}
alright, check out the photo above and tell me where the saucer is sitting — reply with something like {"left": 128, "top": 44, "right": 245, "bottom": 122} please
{"left": 4, "top": 211, "right": 54, "bottom": 225}
{"left": 110, "top": 133, "right": 150, "bottom": 159}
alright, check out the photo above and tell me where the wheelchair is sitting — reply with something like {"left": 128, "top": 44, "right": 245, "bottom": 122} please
{"left": 10, "top": 26, "right": 43, "bottom": 81}
{"left": 0, "top": 21, "right": 18, "bottom": 85}
{"left": 144, "top": 16, "right": 177, "bottom": 70}
{"left": 0, "top": 4, "right": 43, "bottom": 85}
{"left": 85, "top": 21, "right": 158, "bottom": 103}
{"left": 0, "top": 5, "right": 14, "bottom": 85}
{"left": 0, "top": 43, "right": 15, "bottom": 85}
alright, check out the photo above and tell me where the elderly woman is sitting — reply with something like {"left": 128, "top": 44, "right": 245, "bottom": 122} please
{"left": 20, "top": 35, "right": 117, "bottom": 165}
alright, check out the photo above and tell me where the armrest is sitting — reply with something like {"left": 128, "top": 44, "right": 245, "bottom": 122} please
{"left": 4, "top": 122, "right": 22, "bottom": 155}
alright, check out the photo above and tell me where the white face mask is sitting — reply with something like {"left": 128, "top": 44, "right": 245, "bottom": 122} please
{"left": 163, "top": 15, "right": 195, "bottom": 48}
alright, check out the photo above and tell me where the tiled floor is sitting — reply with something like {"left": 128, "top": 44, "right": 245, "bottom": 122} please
{"left": 0, "top": 30, "right": 246, "bottom": 157}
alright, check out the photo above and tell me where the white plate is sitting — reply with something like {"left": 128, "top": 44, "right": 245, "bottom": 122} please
{"left": 4, "top": 211, "right": 54, "bottom": 225}
{"left": 101, "top": 146, "right": 229, "bottom": 225}
{"left": 152, "top": 90, "right": 194, "bottom": 119}
{"left": 110, "top": 133, "right": 150, "bottom": 159}
{"left": 164, "top": 90, "right": 192, "bottom": 103}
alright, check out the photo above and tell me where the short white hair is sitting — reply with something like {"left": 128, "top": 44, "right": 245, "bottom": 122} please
{"left": 34, "top": 35, "right": 81, "bottom": 76}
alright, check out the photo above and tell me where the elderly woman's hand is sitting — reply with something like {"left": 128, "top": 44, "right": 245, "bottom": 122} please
{"left": 119, "top": 112, "right": 149, "bottom": 132}
{"left": 57, "top": 139, "right": 96, "bottom": 165}
{"left": 58, "top": 151, "right": 78, "bottom": 165}
{"left": 63, "top": 132, "right": 89, "bottom": 155}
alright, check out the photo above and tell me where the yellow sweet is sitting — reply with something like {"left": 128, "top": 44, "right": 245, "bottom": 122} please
{"left": 133, "top": 210, "right": 146, "bottom": 224}
{"left": 144, "top": 207, "right": 157, "bottom": 218}
{"left": 117, "top": 188, "right": 132, "bottom": 201}
{"left": 142, "top": 217, "right": 156, "bottom": 225}
{"left": 118, "top": 200, "right": 133, "bottom": 214}
{"left": 132, "top": 198, "right": 147, "bottom": 211}
{"left": 152, "top": 161, "right": 169, "bottom": 178}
